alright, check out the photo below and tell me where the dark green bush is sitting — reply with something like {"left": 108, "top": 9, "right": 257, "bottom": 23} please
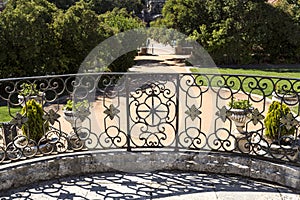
{"left": 0, "top": 0, "right": 144, "bottom": 78}
{"left": 264, "top": 101, "right": 295, "bottom": 139}
{"left": 21, "top": 99, "right": 49, "bottom": 142}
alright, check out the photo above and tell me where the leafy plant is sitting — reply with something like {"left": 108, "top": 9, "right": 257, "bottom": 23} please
{"left": 264, "top": 101, "right": 296, "bottom": 140}
{"left": 228, "top": 98, "right": 252, "bottom": 110}
{"left": 21, "top": 99, "right": 49, "bottom": 142}
{"left": 0, "top": 0, "right": 144, "bottom": 78}
{"left": 157, "top": 0, "right": 300, "bottom": 65}
{"left": 63, "top": 100, "right": 89, "bottom": 112}
{"left": 19, "top": 83, "right": 40, "bottom": 96}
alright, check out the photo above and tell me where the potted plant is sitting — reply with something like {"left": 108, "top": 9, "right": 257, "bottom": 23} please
{"left": 63, "top": 99, "right": 90, "bottom": 129}
{"left": 264, "top": 101, "right": 297, "bottom": 144}
{"left": 227, "top": 98, "right": 253, "bottom": 134}
{"left": 18, "top": 83, "right": 45, "bottom": 107}
{"left": 11, "top": 99, "right": 51, "bottom": 155}
{"left": 272, "top": 84, "right": 298, "bottom": 105}
{"left": 262, "top": 101, "right": 299, "bottom": 158}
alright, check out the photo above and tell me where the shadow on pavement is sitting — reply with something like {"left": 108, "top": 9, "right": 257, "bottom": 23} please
{"left": 1, "top": 171, "right": 299, "bottom": 199}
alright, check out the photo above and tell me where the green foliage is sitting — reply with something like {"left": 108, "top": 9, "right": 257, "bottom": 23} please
{"left": 264, "top": 101, "right": 295, "bottom": 139}
{"left": 0, "top": 0, "right": 144, "bottom": 77}
{"left": 21, "top": 99, "right": 49, "bottom": 142}
{"left": 47, "top": 0, "right": 77, "bottom": 10}
{"left": 145, "top": 27, "right": 187, "bottom": 47}
{"left": 46, "top": 0, "right": 144, "bottom": 12}
{"left": 99, "top": 8, "right": 144, "bottom": 33}
{"left": 275, "top": 0, "right": 300, "bottom": 23}
{"left": 0, "top": 0, "right": 60, "bottom": 77}
{"left": 63, "top": 99, "right": 89, "bottom": 111}
{"left": 156, "top": 0, "right": 208, "bottom": 35}
{"left": 228, "top": 98, "right": 252, "bottom": 110}
{"left": 86, "top": 0, "right": 144, "bottom": 15}
{"left": 53, "top": 0, "right": 106, "bottom": 74}
{"left": 19, "top": 83, "right": 39, "bottom": 96}
{"left": 98, "top": 8, "right": 144, "bottom": 72}
{"left": 156, "top": 0, "right": 300, "bottom": 65}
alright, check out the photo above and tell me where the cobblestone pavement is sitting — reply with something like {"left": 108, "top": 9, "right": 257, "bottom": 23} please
{"left": 1, "top": 171, "right": 299, "bottom": 199}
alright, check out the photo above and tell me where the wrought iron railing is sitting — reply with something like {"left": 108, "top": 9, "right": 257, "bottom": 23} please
{"left": 0, "top": 72, "right": 299, "bottom": 164}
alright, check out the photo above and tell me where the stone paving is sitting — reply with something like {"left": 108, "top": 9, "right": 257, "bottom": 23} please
{"left": 1, "top": 171, "right": 300, "bottom": 199}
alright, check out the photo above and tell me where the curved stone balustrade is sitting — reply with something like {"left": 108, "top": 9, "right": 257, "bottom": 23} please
{"left": 0, "top": 72, "right": 299, "bottom": 191}
{"left": 0, "top": 151, "right": 299, "bottom": 191}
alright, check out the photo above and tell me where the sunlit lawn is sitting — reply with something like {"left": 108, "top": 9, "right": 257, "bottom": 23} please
{"left": 191, "top": 67, "right": 300, "bottom": 113}
{"left": 0, "top": 106, "right": 21, "bottom": 123}
{"left": 191, "top": 67, "right": 300, "bottom": 79}
{"left": 191, "top": 67, "right": 300, "bottom": 97}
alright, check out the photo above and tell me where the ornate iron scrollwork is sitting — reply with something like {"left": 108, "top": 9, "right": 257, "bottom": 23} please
{"left": 0, "top": 73, "right": 299, "bottom": 164}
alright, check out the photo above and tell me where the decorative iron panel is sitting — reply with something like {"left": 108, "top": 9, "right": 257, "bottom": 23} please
{"left": 0, "top": 73, "right": 299, "bottom": 165}
{"left": 127, "top": 74, "right": 178, "bottom": 149}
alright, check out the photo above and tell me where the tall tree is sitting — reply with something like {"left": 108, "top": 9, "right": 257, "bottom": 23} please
{"left": 99, "top": 8, "right": 145, "bottom": 72}
{"left": 0, "top": 0, "right": 59, "bottom": 77}
{"left": 53, "top": 0, "right": 106, "bottom": 74}
{"left": 47, "top": 0, "right": 77, "bottom": 10}
{"left": 155, "top": 0, "right": 300, "bottom": 64}
{"left": 275, "top": 0, "right": 300, "bottom": 23}
{"left": 87, "top": 0, "right": 144, "bottom": 14}
{"left": 0, "top": 0, "right": 145, "bottom": 77}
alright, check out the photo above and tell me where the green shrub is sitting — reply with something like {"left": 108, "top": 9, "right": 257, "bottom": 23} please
{"left": 228, "top": 98, "right": 252, "bottom": 110}
{"left": 21, "top": 99, "right": 49, "bottom": 142}
{"left": 264, "top": 101, "right": 295, "bottom": 139}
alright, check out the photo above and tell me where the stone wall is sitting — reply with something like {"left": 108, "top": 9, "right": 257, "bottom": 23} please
{"left": 0, "top": 151, "right": 299, "bottom": 192}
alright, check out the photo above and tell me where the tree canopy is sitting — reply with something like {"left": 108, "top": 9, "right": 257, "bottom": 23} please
{"left": 153, "top": 0, "right": 300, "bottom": 65}
{"left": 2, "top": 0, "right": 300, "bottom": 77}
{"left": 0, "top": 0, "right": 59, "bottom": 77}
{"left": 0, "top": 0, "right": 144, "bottom": 78}
{"left": 47, "top": 0, "right": 144, "bottom": 14}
